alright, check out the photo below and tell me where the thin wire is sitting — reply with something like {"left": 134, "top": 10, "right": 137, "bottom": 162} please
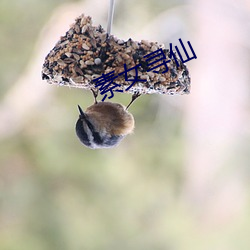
{"left": 107, "top": 0, "right": 115, "bottom": 34}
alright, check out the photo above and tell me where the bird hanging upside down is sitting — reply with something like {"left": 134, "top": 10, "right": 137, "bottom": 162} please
{"left": 75, "top": 91, "right": 138, "bottom": 149}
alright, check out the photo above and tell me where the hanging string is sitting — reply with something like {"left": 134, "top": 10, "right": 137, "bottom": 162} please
{"left": 107, "top": 0, "right": 115, "bottom": 35}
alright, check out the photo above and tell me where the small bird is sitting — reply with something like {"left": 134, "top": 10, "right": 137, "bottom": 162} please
{"left": 75, "top": 91, "right": 139, "bottom": 149}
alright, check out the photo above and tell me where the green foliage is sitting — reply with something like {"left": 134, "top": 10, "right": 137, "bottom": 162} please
{"left": 0, "top": 0, "right": 70, "bottom": 98}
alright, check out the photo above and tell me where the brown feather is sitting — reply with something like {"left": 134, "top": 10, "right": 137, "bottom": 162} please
{"left": 85, "top": 102, "right": 134, "bottom": 135}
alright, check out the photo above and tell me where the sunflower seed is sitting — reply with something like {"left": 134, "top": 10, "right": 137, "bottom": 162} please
{"left": 82, "top": 43, "right": 90, "bottom": 50}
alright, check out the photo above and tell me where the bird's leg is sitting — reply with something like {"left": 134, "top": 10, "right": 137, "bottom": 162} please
{"left": 126, "top": 92, "right": 141, "bottom": 110}
{"left": 91, "top": 88, "right": 99, "bottom": 104}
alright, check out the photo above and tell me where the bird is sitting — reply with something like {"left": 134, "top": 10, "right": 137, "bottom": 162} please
{"left": 75, "top": 90, "right": 140, "bottom": 149}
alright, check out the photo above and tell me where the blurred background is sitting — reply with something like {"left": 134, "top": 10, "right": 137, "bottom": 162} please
{"left": 1, "top": 0, "right": 250, "bottom": 249}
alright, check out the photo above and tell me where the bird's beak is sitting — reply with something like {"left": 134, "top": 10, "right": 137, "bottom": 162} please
{"left": 77, "top": 105, "right": 86, "bottom": 119}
